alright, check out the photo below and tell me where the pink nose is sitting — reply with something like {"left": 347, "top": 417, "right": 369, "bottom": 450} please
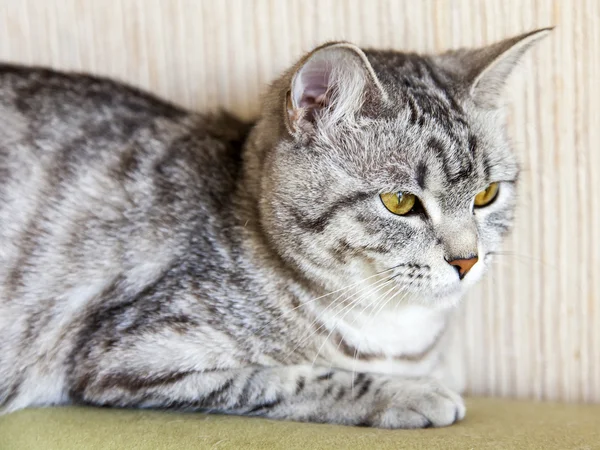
{"left": 447, "top": 256, "right": 478, "bottom": 279}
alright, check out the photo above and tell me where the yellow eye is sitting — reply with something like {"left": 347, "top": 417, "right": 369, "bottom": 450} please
{"left": 474, "top": 182, "right": 499, "bottom": 207}
{"left": 380, "top": 192, "right": 417, "bottom": 215}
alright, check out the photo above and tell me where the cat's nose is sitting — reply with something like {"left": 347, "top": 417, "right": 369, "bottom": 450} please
{"left": 447, "top": 255, "right": 478, "bottom": 280}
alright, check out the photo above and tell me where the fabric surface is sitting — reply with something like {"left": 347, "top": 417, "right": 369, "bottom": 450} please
{"left": 1, "top": 398, "right": 599, "bottom": 450}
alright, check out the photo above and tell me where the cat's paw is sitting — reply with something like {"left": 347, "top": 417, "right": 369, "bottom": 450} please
{"left": 368, "top": 378, "right": 465, "bottom": 429}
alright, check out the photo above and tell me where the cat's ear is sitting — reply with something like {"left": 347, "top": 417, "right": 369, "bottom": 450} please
{"left": 286, "top": 42, "right": 386, "bottom": 133}
{"left": 450, "top": 28, "right": 552, "bottom": 108}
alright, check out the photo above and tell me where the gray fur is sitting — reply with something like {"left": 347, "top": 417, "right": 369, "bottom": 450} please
{"left": 0, "top": 29, "right": 550, "bottom": 428}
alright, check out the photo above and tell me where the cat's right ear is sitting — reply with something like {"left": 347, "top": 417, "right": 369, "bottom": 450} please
{"left": 448, "top": 28, "right": 553, "bottom": 108}
{"left": 285, "top": 43, "right": 386, "bottom": 134}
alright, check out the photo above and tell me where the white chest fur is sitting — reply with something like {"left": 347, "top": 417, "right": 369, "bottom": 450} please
{"left": 314, "top": 300, "right": 451, "bottom": 378}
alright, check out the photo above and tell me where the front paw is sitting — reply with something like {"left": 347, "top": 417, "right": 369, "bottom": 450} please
{"left": 367, "top": 378, "right": 465, "bottom": 429}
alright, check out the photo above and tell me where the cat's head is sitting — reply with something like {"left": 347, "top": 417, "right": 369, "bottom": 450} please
{"left": 247, "top": 29, "right": 550, "bottom": 308}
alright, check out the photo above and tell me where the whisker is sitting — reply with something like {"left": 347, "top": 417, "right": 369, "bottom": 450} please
{"left": 250, "top": 265, "right": 402, "bottom": 339}
{"left": 310, "top": 277, "right": 400, "bottom": 368}
{"left": 323, "top": 281, "right": 400, "bottom": 375}
{"left": 300, "top": 274, "right": 394, "bottom": 337}
{"left": 349, "top": 284, "right": 404, "bottom": 393}
{"left": 343, "top": 267, "right": 417, "bottom": 373}
{"left": 285, "top": 275, "right": 396, "bottom": 361}
{"left": 349, "top": 282, "right": 414, "bottom": 385}
{"left": 296, "top": 264, "right": 401, "bottom": 304}
{"left": 487, "top": 251, "right": 557, "bottom": 270}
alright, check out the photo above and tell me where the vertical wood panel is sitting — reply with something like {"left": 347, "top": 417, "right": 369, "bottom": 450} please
{"left": 0, "top": 0, "right": 597, "bottom": 403}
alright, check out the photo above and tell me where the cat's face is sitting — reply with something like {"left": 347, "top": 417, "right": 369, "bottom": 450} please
{"left": 264, "top": 111, "right": 517, "bottom": 307}
{"left": 255, "top": 31, "right": 548, "bottom": 308}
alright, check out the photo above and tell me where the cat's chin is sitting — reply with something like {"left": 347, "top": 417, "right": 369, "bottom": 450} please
{"left": 392, "top": 286, "right": 463, "bottom": 310}
{"left": 430, "top": 291, "right": 464, "bottom": 309}
{"left": 414, "top": 283, "right": 468, "bottom": 309}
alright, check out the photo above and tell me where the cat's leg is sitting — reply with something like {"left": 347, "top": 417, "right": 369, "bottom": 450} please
{"left": 71, "top": 365, "right": 464, "bottom": 429}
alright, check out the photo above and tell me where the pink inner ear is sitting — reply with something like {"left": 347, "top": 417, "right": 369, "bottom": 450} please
{"left": 294, "top": 62, "right": 331, "bottom": 109}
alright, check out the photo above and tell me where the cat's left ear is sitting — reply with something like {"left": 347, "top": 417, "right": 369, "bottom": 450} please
{"left": 285, "top": 42, "right": 386, "bottom": 134}
{"left": 443, "top": 27, "right": 553, "bottom": 108}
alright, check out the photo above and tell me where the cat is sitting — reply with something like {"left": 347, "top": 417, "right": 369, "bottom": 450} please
{"left": 0, "top": 28, "right": 550, "bottom": 429}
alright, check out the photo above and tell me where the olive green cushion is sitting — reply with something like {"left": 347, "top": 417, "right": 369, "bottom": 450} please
{"left": 1, "top": 398, "right": 598, "bottom": 449}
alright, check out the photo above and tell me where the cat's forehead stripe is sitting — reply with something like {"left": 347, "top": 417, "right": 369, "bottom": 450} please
{"left": 415, "top": 160, "right": 428, "bottom": 190}
{"left": 426, "top": 137, "right": 476, "bottom": 186}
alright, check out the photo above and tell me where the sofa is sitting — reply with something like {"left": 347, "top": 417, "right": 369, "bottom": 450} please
{"left": 1, "top": 397, "right": 599, "bottom": 449}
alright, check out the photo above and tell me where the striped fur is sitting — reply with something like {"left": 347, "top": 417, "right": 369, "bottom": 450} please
{"left": 0, "top": 29, "right": 549, "bottom": 428}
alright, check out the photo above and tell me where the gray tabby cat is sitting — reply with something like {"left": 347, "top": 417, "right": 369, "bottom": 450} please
{"left": 0, "top": 28, "right": 549, "bottom": 428}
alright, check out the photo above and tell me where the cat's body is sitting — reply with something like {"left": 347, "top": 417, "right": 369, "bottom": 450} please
{"left": 0, "top": 30, "right": 549, "bottom": 428}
